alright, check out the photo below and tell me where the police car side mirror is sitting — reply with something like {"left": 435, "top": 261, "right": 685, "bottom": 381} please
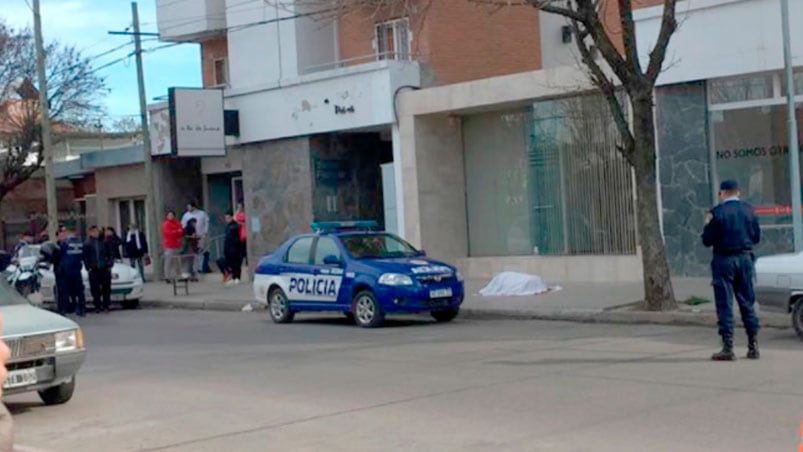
{"left": 417, "top": 249, "right": 427, "bottom": 257}
{"left": 323, "top": 255, "right": 342, "bottom": 266}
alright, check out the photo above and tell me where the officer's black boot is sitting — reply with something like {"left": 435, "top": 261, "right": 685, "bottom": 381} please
{"left": 711, "top": 338, "right": 736, "bottom": 361}
{"left": 747, "top": 335, "right": 760, "bottom": 360}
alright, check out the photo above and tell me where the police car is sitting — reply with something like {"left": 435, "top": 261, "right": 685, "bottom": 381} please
{"left": 253, "top": 221, "right": 464, "bottom": 328}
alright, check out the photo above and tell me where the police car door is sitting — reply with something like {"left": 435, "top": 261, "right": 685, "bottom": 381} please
{"left": 281, "top": 236, "right": 316, "bottom": 304}
{"left": 311, "top": 236, "right": 345, "bottom": 306}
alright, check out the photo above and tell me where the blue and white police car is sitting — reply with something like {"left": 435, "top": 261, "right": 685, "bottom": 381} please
{"left": 253, "top": 221, "right": 464, "bottom": 328}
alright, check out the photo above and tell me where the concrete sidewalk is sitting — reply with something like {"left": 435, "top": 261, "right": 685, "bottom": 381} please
{"left": 139, "top": 274, "right": 793, "bottom": 329}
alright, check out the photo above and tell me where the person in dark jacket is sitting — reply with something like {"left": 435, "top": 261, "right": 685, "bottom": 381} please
{"left": 104, "top": 227, "right": 123, "bottom": 261}
{"left": 702, "top": 180, "right": 761, "bottom": 361}
{"left": 124, "top": 223, "right": 148, "bottom": 281}
{"left": 220, "top": 211, "right": 243, "bottom": 285}
{"left": 181, "top": 219, "right": 200, "bottom": 280}
{"left": 58, "top": 227, "right": 87, "bottom": 316}
{"left": 83, "top": 226, "right": 113, "bottom": 313}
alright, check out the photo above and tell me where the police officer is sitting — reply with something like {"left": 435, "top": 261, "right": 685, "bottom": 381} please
{"left": 702, "top": 180, "right": 761, "bottom": 361}
{"left": 59, "top": 227, "right": 87, "bottom": 317}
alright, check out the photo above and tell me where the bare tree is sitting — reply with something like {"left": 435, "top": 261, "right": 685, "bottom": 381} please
{"left": 0, "top": 21, "right": 106, "bottom": 204}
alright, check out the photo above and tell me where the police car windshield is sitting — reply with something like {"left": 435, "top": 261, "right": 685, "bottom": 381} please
{"left": 340, "top": 233, "right": 419, "bottom": 259}
{"left": 0, "top": 280, "right": 29, "bottom": 306}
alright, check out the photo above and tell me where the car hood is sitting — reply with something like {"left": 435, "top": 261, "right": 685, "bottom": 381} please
{"left": 0, "top": 304, "right": 79, "bottom": 338}
{"left": 363, "top": 257, "right": 456, "bottom": 275}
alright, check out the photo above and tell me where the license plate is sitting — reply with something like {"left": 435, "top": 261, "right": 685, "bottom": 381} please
{"left": 4, "top": 368, "right": 37, "bottom": 389}
{"left": 429, "top": 288, "right": 453, "bottom": 299}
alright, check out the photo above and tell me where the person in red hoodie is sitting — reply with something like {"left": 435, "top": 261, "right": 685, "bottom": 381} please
{"left": 161, "top": 211, "right": 184, "bottom": 283}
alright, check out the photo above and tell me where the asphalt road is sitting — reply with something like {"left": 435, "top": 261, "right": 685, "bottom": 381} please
{"left": 5, "top": 310, "right": 803, "bottom": 451}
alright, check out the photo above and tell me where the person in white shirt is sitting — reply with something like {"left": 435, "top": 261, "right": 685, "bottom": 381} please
{"left": 181, "top": 202, "right": 209, "bottom": 276}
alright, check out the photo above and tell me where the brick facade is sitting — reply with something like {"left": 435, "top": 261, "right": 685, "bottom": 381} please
{"left": 201, "top": 36, "right": 228, "bottom": 87}
{"left": 338, "top": 1, "right": 542, "bottom": 86}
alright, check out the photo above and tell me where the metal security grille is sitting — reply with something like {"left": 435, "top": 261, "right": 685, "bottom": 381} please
{"left": 529, "top": 95, "right": 636, "bottom": 255}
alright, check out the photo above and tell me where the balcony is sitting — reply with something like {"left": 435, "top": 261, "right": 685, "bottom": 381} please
{"left": 156, "top": 0, "right": 226, "bottom": 42}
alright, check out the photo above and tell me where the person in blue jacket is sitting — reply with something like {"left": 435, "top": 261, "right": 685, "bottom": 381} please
{"left": 59, "top": 226, "right": 87, "bottom": 317}
{"left": 702, "top": 180, "right": 761, "bottom": 361}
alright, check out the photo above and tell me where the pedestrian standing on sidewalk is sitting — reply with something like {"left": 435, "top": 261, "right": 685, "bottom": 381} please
{"left": 162, "top": 211, "right": 184, "bottom": 283}
{"left": 702, "top": 180, "right": 761, "bottom": 361}
{"left": 181, "top": 202, "right": 209, "bottom": 275}
{"left": 83, "top": 226, "right": 112, "bottom": 313}
{"left": 223, "top": 210, "right": 243, "bottom": 286}
{"left": 181, "top": 218, "right": 200, "bottom": 280}
{"left": 124, "top": 223, "right": 149, "bottom": 281}
{"left": 234, "top": 201, "right": 247, "bottom": 265}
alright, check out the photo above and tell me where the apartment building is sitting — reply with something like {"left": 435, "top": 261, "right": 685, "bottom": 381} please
{"left": 156, "top": 0, "right": 545, "bottom": 263}
{"left": 394, "top": 0, "right": 803, "bottom": 282}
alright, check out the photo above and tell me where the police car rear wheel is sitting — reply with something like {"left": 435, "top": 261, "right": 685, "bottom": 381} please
{"left": 792, "top": 299, "right": 803, "bottom": 341}
{"left": 269, "top": 288, "right": 294, "bottom": 324}
{"left": 353, "top": 291, "right": 384, "bottom": 328}
{"left": 431, "top": 308, "right": 459, "bottom": 323}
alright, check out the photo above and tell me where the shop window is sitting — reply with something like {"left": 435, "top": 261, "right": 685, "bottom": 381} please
{"left": 375, "top": 18, "right": 410, "bottom": 61}
{"left": 709, "top": 104, "right": 803, "bottom": 226}
{"left": 462, "top": 95, "right": 636, "bottom": 257}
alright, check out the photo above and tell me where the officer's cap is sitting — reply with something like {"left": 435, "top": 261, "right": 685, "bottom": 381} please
{"left": 720, "top": 180, "right": 739, "bottom": 191}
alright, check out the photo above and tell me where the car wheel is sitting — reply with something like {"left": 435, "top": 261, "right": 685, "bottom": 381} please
{"left": 121, "top": 299, "right": 140, "bottom": 310}
{"left": 431, "top": 308, "right": 460, "bottom": 323}
{"left": 793, "top": 298, "right": 803, "bottom": 341}
{"left": 38, "top": 377, "right": 75, "bottom": 406}
{"left": 352, "top": 290, "right": 384, "bottom": 328}
{"left": 269, "top": 288, "right": 294, "bottom": 324}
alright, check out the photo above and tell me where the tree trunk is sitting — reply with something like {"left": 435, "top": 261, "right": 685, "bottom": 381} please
{"left": 632, "top": 95, "right": 678, "bottom": 311}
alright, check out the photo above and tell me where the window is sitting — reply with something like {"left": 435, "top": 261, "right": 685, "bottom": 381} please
{"left": 314, "top": 237, "right": 341, "bottom": 265}
{"left": 116, "top": 198, "right": 147, "bottom": 236}
{"left": 286, "top": 237, "right": 313, "bottom": 264}
{"left": 340, "top": 233, "right": 418, "bottom": 259}
{"left": 708, "top": 70, "right": 803, "bottom": 226}
{"left": 375, "top": 18, "right": 410, "bottom": 61}
{"left": 462, "top": 95, "right": 636, "bottom": 257}
{"left": 213, "top": 58, "right": 228, "bottom": 86}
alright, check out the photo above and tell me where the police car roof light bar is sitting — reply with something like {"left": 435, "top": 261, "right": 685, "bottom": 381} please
{"left": 310, "top": 221, "right": 379, "bottom": 233}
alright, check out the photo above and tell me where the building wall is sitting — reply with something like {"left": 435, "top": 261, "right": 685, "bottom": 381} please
{"left": 241, "top": 137, "right": 314, "bottom": 268}
{"left": 337, "top": 0, "right": 541, "bottom": 85}
{"left": 93, "top": 163, "right": 146, "bottom": 228}
{"left": 656, "top": 82, "right": 713, "bottom": 277}
{"left": 413, "top": 114, "right": 468, "bottom": 261}
{"left": 201, "top": 36, "right": 228, "bottom": 87}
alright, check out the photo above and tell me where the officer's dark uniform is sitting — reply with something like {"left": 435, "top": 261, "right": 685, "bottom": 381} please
{"left": 59, "top": 235, "right": 87, "bottom": 316}
{"left": 701, "top": 180, "right": 761, "bottom": 361}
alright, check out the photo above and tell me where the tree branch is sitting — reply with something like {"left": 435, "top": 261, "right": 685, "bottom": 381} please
{"left": 646, "top": 0, "right": 677, "bottom": 82}
{"left": 617, "top": 0, "right": 642, "bottom": 76}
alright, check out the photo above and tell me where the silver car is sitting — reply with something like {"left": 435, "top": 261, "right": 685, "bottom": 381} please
{"left": 755, "top": 252, "right": 803, "bottom": 341}
{"left": 0, "top": 279, "right": 86, "bottom": 405}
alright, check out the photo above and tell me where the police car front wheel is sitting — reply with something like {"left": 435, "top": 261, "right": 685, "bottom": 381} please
{"left": 353, "top": 291, "right": 384, "bottom": 328}
{"left": 269, "top": 288, "right": 294, "bottom": 324}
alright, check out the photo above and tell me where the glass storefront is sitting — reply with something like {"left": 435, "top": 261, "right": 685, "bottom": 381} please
{"left": 462, "top": 95, "right": 636, "bottom": 257}
{"left": 708, "top": 70, "right": 803, "bottom": 226}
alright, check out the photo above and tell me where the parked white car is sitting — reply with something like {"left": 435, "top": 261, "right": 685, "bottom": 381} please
{"left": 754, "top": 252, "right": 803, "bottom": 340}
{"left": 40, "top": 263, "right": 144, "bottom": 310}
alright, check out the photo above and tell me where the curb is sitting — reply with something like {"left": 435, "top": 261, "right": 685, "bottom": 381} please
{"left": 461, "top": 308, "right": 791, "bottom": 329}
{"left": 137, "top": 299, "right": 792, "bottom": 330}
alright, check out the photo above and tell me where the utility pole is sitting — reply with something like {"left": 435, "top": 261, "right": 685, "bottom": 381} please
{"left": 781, "top": 0, "right": 803, "bottom": 252}
{"left": 32, "top": 0, "right": 59, "bottom": 241}
{"left": 131, "top": 1, "right": 162, "bottom": 278}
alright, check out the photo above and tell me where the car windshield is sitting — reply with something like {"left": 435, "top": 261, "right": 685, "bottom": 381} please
{"left": 340, "top": 233, "right": 420, "bottom": 259}
{"left": 17, "top": 244, "right": 40, "bottom": 259}
{"left": 0, "top": 279, "right": 29, "bottom": 306}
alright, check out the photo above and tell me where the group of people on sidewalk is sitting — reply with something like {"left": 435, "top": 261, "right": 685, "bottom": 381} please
{"left": 43, "top": 223, "right": 149, "bottom": 317}
{"left": 161, "top": 201, "right": 246, "bottom": 286}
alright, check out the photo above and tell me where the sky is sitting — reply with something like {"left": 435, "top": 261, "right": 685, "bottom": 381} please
{"left": 3, "top": 0, "right": 202, "bottom": 125}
